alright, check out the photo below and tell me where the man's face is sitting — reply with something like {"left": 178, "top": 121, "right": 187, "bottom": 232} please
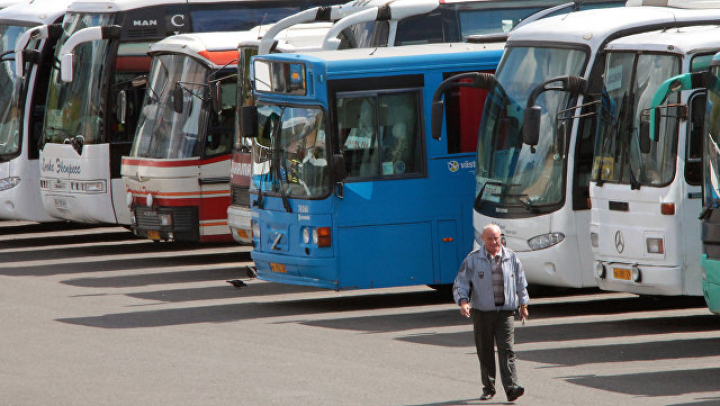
{"left": 482, "top": 227, "right": 502, "bottom": 255}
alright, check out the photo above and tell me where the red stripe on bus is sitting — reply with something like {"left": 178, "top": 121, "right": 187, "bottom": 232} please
{"left": 122, "top": 155, "right": 230, "bottom": 167}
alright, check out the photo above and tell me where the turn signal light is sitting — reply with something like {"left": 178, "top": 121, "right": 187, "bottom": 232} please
{"left": 661, "top": 203, "right": 675, "bottom": 215}
{"left": 316, "top": 227, "right": 331, "bottom": 247}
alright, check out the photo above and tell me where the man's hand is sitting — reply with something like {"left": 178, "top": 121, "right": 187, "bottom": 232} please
{"left": 459, "top": 300, "right": 471, "bottom": 318}
{"left": 520, "top": 306, "right": 529, "bottom": 324}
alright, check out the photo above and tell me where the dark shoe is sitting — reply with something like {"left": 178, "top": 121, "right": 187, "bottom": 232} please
{"left": 506, "top": 386, "right": 524, "bottom": 402}
{"left": 479, "top": 392, "right": 495, "bottom": 401}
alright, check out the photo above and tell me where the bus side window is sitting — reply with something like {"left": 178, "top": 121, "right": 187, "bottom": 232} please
{"left": 336, "top": 91, "right": 422, "bottom": 179}
{"left": 686, "top": 93, "right": 705, "bottom": 186}
{"left": 394, "top": 11, "right": 443, "bottom": 46}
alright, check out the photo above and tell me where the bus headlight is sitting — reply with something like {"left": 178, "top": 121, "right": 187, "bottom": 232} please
{"left": 0, "top": 177, "right": 20, "bottom": 191}
{"left": 527, "top": 232, "right": 565, "bottom": 251}
{"left": 70, "top": 180, "right": 106, "bottom": 193}
{"left": 252, "top": 219, "right": 260, "bottom": 240}
{"left": 595, "top": 262, "right": 606, "bottom": 279}
{"left": 302, "top": 227, "right": 310, "bottom": 244}
{"left": 126, "top": 192, "right": 134, "bottom": 208}
{"left": 159, "top": 213, "right": 172, "bottom": 227}
{"left": 313, "top": 227, "right": 331, "bottom": 247}
{"left": 646, "top": 237, "right": 664, "bottom": 254}
{"left": 590, "top": 232, "right": 599, "bottom": 248}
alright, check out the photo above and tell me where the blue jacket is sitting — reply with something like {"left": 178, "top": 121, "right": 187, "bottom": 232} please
{"left": 453, "top": 245, "right": 529, "bottom": 311}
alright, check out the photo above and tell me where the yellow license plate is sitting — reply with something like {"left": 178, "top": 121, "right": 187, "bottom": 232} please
{"left": 147, "top": 230, "right": 160, "bottom": 241}
{"left": 270, "top": 263, "right": 287, "bottom": 273}
{"left": 236, "top": 229, "right": 249, "bottom": 240}
{"left": 613, "top": 268, "right": 631, "bottom": 280}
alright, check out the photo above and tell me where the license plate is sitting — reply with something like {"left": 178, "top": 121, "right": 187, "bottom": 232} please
{"left": 146, "top": 230, "right": 160, "bottom": 241}
{"left": 270, "top": 263, "right": 287, "bottom": 273}
{"left": 613, "top": 268, "right": 631, "bottom": 280}
{"left": 236, "top": 229, "right": 250, "bottom": 240}
{"left": 54, "top": 198, "right": 67, "bottom": 209}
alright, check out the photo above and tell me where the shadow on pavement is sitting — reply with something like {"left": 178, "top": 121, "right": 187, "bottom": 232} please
{"left": 566, "top": 368, "right": 720, "bottom": 397}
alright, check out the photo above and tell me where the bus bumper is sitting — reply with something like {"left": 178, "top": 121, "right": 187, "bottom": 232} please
{"left": 251, "top": 250, "right": 338, "bottom": 290}
{"left": 227, "top": 205, "right": 252, "bottom": 244}
{"left": 595, "top": 262, "right": 685, "bottom": 296}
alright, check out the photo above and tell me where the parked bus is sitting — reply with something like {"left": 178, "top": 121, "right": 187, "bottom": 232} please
{"left": 0, "top": 0, "right": 71, "bottom": 222}
{"left": 37, "top": 0, "right": 338, "bottom": 226}
{"left": 431, "top": 1, "right": 720, "bottom": 288}
{"left": 701, "top": 53, "right": 720, "bottom": 313}
{"left": 589, "top": 26, "right": 720, "bottom": 296}
{"left": 228, "top": 0, "right": 578, "bottom": 245}
{"left": 242, "top": 43, "right": 502, "bottom": 290}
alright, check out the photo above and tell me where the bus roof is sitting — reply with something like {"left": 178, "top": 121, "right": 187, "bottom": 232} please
{"left": 507, "top": 6, "right": 720, "bottom": 52}
{"left": 0, "top": 0, "right": 70, "bottom": 25}
{"left": 150, "top": 30, "right": 265, "bottom": 66}
{"left": 257, "top": 41, "right": 503, "bottom": 77}
{"left": 605, "top": 25, "right": 720, "bottom": 55}
{"left": 66, "top": 0, "right": 255, "bottom": 13}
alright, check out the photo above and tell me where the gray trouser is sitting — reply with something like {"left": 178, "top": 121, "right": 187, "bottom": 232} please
{"left": 471, "top": 309, "right": 518, "bottom": 395}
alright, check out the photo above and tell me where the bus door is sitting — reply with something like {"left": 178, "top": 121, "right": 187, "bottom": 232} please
{"left": 682, "top": 91, "right": 705, "bottom": 294}
{"left": 333, "top": 79, "right": 430, "bottom": 289}
{"left": 110, "top": 42, "right": 152, "bottom": 224}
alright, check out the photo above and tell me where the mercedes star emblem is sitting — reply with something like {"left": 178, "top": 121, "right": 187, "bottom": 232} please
{"left": 614, "top": 230, "right": 625, "bottom": 253}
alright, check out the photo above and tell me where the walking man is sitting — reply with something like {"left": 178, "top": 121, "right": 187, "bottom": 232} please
{"left": 453, "top": 223, "right": 530, "bottom": 402}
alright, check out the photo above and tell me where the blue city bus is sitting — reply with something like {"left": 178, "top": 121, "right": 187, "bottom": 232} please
{"left": 242, "top": 43, "right": 502, "bottom": 290}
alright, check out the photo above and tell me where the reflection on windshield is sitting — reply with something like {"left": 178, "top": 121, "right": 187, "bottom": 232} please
{"left": 131, "top": 54, "right": 209, "bottom": 159}
{"left": 0, "top": 25, "right": 31, "bottom": 157}
{"left": 476, "top": 46, "right": 586, "bottom": 208}
{"left": 43, "top": 13, "right": 113, "bottom": 146}
{"left": 704, "top": 66, "right": 720, "bottom": 209}
{"left": 252, "top": 103, "right": 330, "bottom": 199}
{"left": 593, "top": 52, "right": 680, "bottom": 187}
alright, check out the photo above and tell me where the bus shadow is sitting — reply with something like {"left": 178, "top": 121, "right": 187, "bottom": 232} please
{"left": 63, "top": 267, "right": 250, "bottom": 289}
{"left": 2, "top": 251, "right": 249, "bottom": 277}
{"left": 0, "top": 230, "right": 137, "bottom": 248}
{"left": 396, "top": 314, "right": 718, "bottom": 348}
{"left": 125, "top": 282, "right": 322, "bottom": 302}
{"left": 0, "top": 221, "right": 99, "bottom": 235}
{"left": 566, "top": 368, "right": 720, "bottom": 397}
{"left": 300, "top": 295, "right": 708, "bottom": 335}
{"left": 56, "top": 290, "right": 451, "bottom": 329}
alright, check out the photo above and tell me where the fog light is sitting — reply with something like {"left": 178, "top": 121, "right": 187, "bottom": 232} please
{"left": 631, "top": 265, "right": 641, "bottom": 282}
{"left": 302, "top": 227, "right": 310, "bottom": 244}
{"left": 590, "top": 232, "right": 599, "bottom": 248}
{"left": 595, "top": 262, "right": 606, "bottom": 279}
{"left": 646, "top": 237, "right": 664, "bottom": 254}
{"left": 661, "top": 203, "right": 675, "bottom": 215}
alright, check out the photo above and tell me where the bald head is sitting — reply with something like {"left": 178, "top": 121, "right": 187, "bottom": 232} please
{"left": 481, "top": 224, "right": 502, "bottom": 255}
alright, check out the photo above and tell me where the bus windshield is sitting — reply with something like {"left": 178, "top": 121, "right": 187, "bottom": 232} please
{"left": 42, "top": 13, "right": 114, "bottom": 146}
{"left": 476, "top": 45, "right": 586, "bottom": 210}
{"left": 593, "top": 52, "right": 681, "bottom": 187}
{"left": 0, "top": 24, "right": 32, "bottom": 159}
{"left": 252, "top": 103, "right": 330, "bottom": 199}
{"left": 132, "top": 54, "right": 210, "bottom": 159}
{"left": 705, "top": 64, "right": 720, "bottom": 209}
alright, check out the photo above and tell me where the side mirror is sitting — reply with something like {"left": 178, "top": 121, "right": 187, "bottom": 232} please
{"left": 210, "top": 81, "right": 222, "bottom": 112}
{"left": 61, "top": 53, "right": 73, "bottom": 82}
{"left": 431, "top": 100, "right": 444, "bottom": 140}
{"left": 523, "top": 106, "right": 541, "bottom": 147}
{"left": 639, "top": 119, "right": 651, "bottom": 154}
{"left": 240, "top": 105, "right": 257, "bottom": 138}
{"left": 116, "top": 90, "right": 127, "bottom": 125}
{"left": 557, "top": 120, "right": 567, "bottom": 159}
{"left": 332, "top": 153, "right": 347, "bottom": 182}
{"left": 171, "top": 86, "right": 183, "bottom": 114}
